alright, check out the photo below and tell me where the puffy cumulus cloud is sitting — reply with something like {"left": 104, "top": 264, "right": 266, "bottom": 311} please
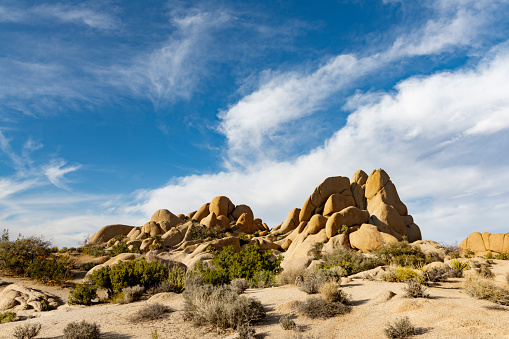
{"left": 128, "top": 44, "right": 509, "bottom": 244}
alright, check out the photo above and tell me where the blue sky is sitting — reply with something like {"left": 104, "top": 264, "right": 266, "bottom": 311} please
{"left": 1, "top": 0, "right": 509, "bottom": 247}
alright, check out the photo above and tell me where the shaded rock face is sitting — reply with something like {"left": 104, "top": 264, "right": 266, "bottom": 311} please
{"left": 460, "top": 232, "right": 509, "bottom": 255}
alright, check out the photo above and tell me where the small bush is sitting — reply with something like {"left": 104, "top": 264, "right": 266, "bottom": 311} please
{"left": 189, "top": 224, "right": 226, "bottom": 241}
{"left": 299, "top": 279, "right": 321, "bottom": 294}
{"left": 464, "top": 276, "right": 509, "bottom": 305}
{"left": 319, "top": 282, "right": 350, "bottom": 303}
{"left": 315, "top": 268, "right": 343, "bottom": 284}
{"left": 449, "top": 259, "right": 469, "bottom": 271}
{"left": 298, "top": 297, "right": 351, "bottom": 319}
{"left": 81, "top": 245, "right": 106, "bottom": 257}
{"left": 384, "top": 317, "right": 416, "bottom": 338}
{"left": 183, "top": 284, "right": 265, "bottom": 330}
{"left": 275, "top": 268, "right": 306, "bottom": 286}
{"left": 319, "top": 246, "right": 380, "bottom": 276}
{"left": 494, "top": 253, "right": 509, "bottom": 260}
{"left": 279, "top": 314, "right": 298, "bottom": 330}
{"left": 129, "top": 303, "right": 171, "bottom": 322}
{"left": 68, "top": 283, "right": 97, "bottom": 306}
{"left": 63, "top": 320, "right": 100, "bottom": 339}
{"left": 231, "top": 278, "right": 251, "bottom": 294}
{"left": 252, "top": 269, "right": 276, "bottom": 288}
{"left": 506, "top": 273, "right": 509, "bottom": 286}
{"left": 13, "top": 323, "right": 41, "bottom": 339}
{"left": 109, "top": 242, "right": 139, "bottom": 257}
{"left": 422, "top": 266, "right": 452, "bottom": 283}
{"left": 476, "top": 264, "right": 494, "bottom": 279}
{"left": 403, "top": 279, "right": 429, "bottom": 298}
{"left": 237, "top": 323, "right": 256, "bottom": 339}
{"left": 463, "top": 248, "right": 475, "bottom": 258}
{"left": 380, "top": 267, "right": 420, "bottom": 282}
{"left": 0, "top": 230, "right": 51, "bottom": 276}
{"left": 308, "top": 242, "right": 324, "bottom": 260}
{"left": 0, "top": 311, "right": 17, "bottom": 324}
{"left": 373, "top": 241, "right": 433, "bottom": 268}
{"left": 25, "top": 255, "right": 72, "bottom": 284}
{"left": 122, "top": 285, "right": 145, "bottom": 303}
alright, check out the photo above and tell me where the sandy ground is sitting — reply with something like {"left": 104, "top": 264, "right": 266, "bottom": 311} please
{"left": 1, "top": 260, "right": 509, "bottom": 339}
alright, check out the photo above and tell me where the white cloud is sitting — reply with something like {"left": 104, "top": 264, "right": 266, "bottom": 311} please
{"left": 43, "top": 159, "right": 82, "bottom": 190}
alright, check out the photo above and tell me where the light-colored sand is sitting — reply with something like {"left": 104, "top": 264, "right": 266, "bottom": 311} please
{"left": 1, "top": 260, "right": 509, "bottom": 339}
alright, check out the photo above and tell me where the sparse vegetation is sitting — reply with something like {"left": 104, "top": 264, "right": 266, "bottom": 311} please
{"left": 63, "top": 320, "right": 100, "bottom": 339}
{"left": 464, "top": 276, "right": 509, "bottom": 305}
{"left": 403, "top": 279, "right": 429, "bottom": 298}
{"left": 380, "top": 267, "right": 420, "bottom": 282}
{"left": 463, "top": 248, "right": 475, "bottom": 258}
{"left": 122, "top": 285, "right": 145, "bottom": 303}
{"left": 279, "top": 314, "right": 298, "bottom": 330}
{"left": 0, "top": 311, "right": 17, "bottom": 324}
{"left": 319, "top": 282, "right": 349, "bottom": 303}
{"left": 25, "top": 255, "right": 72, "bottom": 284}
{"left": 319, "top": 245, "right": 380, "bottom": 276}
{"left": 299, "top": 278, "right": 321, "bottom": 294}
{"left": 384, "top": 317, "right": 416, "bottom": 338}
{"left": 81, "top": 245, "right": 106, "bottom": 257}
{"left": 297, "top": 297, "right": 351, "bottom": 319}
{"left": 308, "top": 242, "right": 324, "bottom": 260}
{"left": 475, "top": 264, "right": 494, "bottom": 279}
{"left": 422, "top": 266, "right": 456, "bottom": 283}
{"left": 237, "top": 323, "right": 256, "bottom": 339}
{"left": 68, "top": 283, "right": 98, "bottom": 306}
{"left": 13, "top": 323, "right": 41, "bottom": 339}
{"left": 129, "top": 303, "right": 172, "bottom": 322}
{"left": 373, "top": 241, "right": 434, "bottom": 268}
{"left": 231, "top": 278, "right": 251, "bottom": 294}
{"left": 109, "top": 241, "right": 139, "bottom": 257}
{"left": 183, "top": 284, "right": 265, "bottom": 331}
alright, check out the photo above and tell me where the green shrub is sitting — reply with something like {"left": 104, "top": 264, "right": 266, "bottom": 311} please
{"left": 297, "top": 297, "right": 351, "bottom": 319}
{"left": 0, "top": 230, "right": 51, "bottom": 276}
{"left": 63, "top": 320, "right": 100, "bottom": 339}
{"left": 189, "top": 225, "right": 226, "bottom": 241}
{"left": 149, "top": 266, "right": 186, "bottom": 294}
{"left": 0, "top": 311, "right": 17, "bottom": 324}
{"left": 449, "top": 259, "right": 469, "bottom": 270}
{"left": 373, "top": 241, "right": 434, "bottom": 268}
{"left": 13, "top": 323, "right": 41, "bottom": 339}
{"left": 463, "top": 248, "right": 475, "bottom": 258}
{"left": 464, "top": 276, "right": 509, "bottom": 305}
{"left": 109, "top": 242, "right": 139, "bottom": 257}
{"left": 308, "top": 242, "right": 324, "bottom": 260}
{"left": 319, "top": 246, "right": 380, "bottom": 276}
{"left": 195, "top": 245, "right": 282, "bottom": 286}
{"left": 88, "top": 258, "right": 167, "bottom": 297}
{"left": 380, "top": 267, "right": 420, "bottom": 282}
{"left": 81, "top": 245, "right": 106, "bottom": 257}
{"left": 384, "top": 317, "right": 416, "bottom": 338}
{"left": 25, "top": 255, "right": 72, "bottom": 284}
{"left": 68, "top": 283, "right": 97, "bottom": 306}
{"left": 129, "top": 303, "right": 172, "bottom": 322}
{"left": 183, "top": 284, "right": 265, "bottom": 330}
{"left": 494, "top": 253, "right": 509, "bottom": 260}
{"left": 252, "top": 270, "right": 276, "bottom": 288}
{"left": 403, "top": 279, "right": 429, "bottom": 298}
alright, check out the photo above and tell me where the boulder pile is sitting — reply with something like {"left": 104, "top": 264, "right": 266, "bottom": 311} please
{"left": 460, "top": 232, "right": 509, "bottom": 256}
{"left": 0, "top": 284, "right": 59, "bottom": 312}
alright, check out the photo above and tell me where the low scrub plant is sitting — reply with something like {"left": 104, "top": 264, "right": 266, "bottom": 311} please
{"left": 183, "top": 284, "right": 265, "bottom": 330}
{"left": 25, "top": 255, "right": 72, "bottom": 284}
{"left": 319, "top": 282, "right": 349, "bottom": 303}
{"left": 129, "top": 303, "right": 172, "bottom": 322}
{"left": 297, "top": 297, "right": 351, "bottom": 319}
{"left": 319, "top": 246, "right": 380, "bottom": 276}
{"left": 475, "top": 264, "right": 494, "bottom": 279}
{"left": 68, "top": 283, "right": 97, "bottom": 306}
{"left": 231, "top": 278, "right": 251, "bottom": 294}
{"left": 373, "top": 241, "right": 434, "bottom": 268}
{"left": 109, "top": 242, "right": 139, "bottom": 257}
{"left": 463, "top": 248, "right": 475, "bottom": 258}
{"left": 380, "top": 267, "right": 420, "bottom": 282}
{"left": 63, "top": 320, "right": 100, "bottom": 339}
{"left": 384, "top": 317, "right": 416, "bottom": 338}
{"left": 403, "top": 279, "right": 429, "bottom": 298}
{"left": 149, "top": 266, "right": 186, "bottom": 294}
{"left": 81, "top": 245, "right": 106, "bottom": 257}
{"left": 122, "top": 285, "right": 145, "bottom": 303}
{"left": 0, "top": 230, "right": 50, "bottom": 276}
{"left": 422, "top": 266, "right": 456, "bottom": 283}
{"left": 449, "top": 259, "right": 469, "bottom": 271}
{"left": 237, "top": 323, "right": 256, "bottom": 339}
{"left": 464, "top": 276, "right": 509, "bottom": 305}
{"left": 0, "top": 311, "right": 17, "bottom": 324}
{"left": 279, "top": 314, "right": 298, "bottom": 331}
{"left": 12, "top": 323, "right": 41, "bottom": 339}
{"left": 506, "top": 273, "right": 509, "bottom": 286}
{"left": 275, "top": 268, "right": 306, "bottom": 286}
{"left": 252, "top": 269, "right": 276, "bottom": 288}
{"left": 308, "top": 242, "right": 324, "bottom": 260}
{"left": 299, "top": 278, "right": 321, "bottom": 294}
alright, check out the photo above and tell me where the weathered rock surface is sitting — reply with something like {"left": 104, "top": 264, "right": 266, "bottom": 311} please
{"left": 460, "top": 232, "right": 509, "bottom": 255}
{"left": 0, "top": 284, "right": 59, "bottom": 311}
{"left": 349, "top": 224, "right": 398, "bottom": 252}
{"left": 89, "top": 224, "right": 135, "bottom": 245}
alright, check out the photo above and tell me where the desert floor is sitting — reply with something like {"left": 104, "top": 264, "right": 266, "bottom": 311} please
{"left": 1, "top": 260, "right": 509, "bottom": 339}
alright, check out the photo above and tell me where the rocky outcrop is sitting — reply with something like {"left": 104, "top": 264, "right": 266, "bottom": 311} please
{"left": 459, "top": 232, "right": 509, "bottom": 255}
{"left": 89, "top": 224, "right": 135, "bottom": 245}
{"left": 0, "top": 284, "right": 60, "bottom": 311}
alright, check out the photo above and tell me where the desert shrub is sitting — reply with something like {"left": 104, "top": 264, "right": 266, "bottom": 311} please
{"left": 440, "top": 241, "right": 461, "bottom": 259}
{"left": 151, "top": 329, "right": 159, "bottom": 339}
{"left": 63, "top": 320, "right": 100, "bottom": 339}
{"left": 476, "top": 264, "right": 494, "bottom": 279}
{"left": 25, "top": 255, "right": 72, "bottom": 284}
{"left": 319, "top": 246, "right": 380, "bottom": 276}
{"left": 68, "top": 283, "right": 97, "bottom": 306}
{"left": 231, "top": 278, "right": 251, "bottom": 294}
{"left": 449, "top": 259, "right": 469, "bottom": 270}
{"left": 183, "top": 284, "right": 265, "bottom": 330}
{"left": 381, "top": 267, "right": 420, "bottom": 282}
{"left": 237, "top": 323, "right": 256, "bottom": 339}
{"left": 315, "top": 268, "right": 343, "bottom": 284}
{"left": 276, "top": 268, "right": 306, "bottom": 286}
{"left": 279, "top": 314, "right": 298, "bottom": 330}
{"left": 299, "top": 279, "right": 321, "bottom": 294}
{"left": 195, "top": 245, "right": 282, "bottom": 286}
{"left": 252, "top": 270, "right": 276, "bottom": 288}
{"left": 297, "top": 297, "right": 351, "bottom": 319}
{"left": 422, "top": 266, "right": 453, "bottom": 283}
{"left": 494, "top": 253, "right": 509, "bottom": 260}
{"left": 463, "top": 248, "right": 475, "bottom": 258}
{"left": 0, "top": 311, "right": 17, "bottom": 324}
{"left": 308, "top": 242, "right": 324, "bottom": 260}
{"left": 81, "top": 245, "right": 106, "bottom": 257}
{"left": 373, "top": 241, "right": 433, "bottom": 268}
{"left": 88, "top": 258, "right": 167, "bottom": 297}
{"left": 464, "top": 276, "right": 509, "bottom": 305}
{"left": 122, "top": 285, "right": 145, "bottom": 303}
{"left": 189, "top": 225, "right": 226, "bottom": 241}
{"left": 319, "top": 282, "right": 350, "bottom": 303}
{"left": 403, "top": 279, "right": 429, "bottom": 298}
{"left": 129, "top": 303, "right": 172, "bottom": 322}
{"left": 0, "top": 230, "right": 51, "bottom": 276}
{"left": 149, "top": 266, "right": 186, "bottom": 294}
{"left": 12, "top": 323, "right": 41, "bottom": 339}
{"left": 384, "top": 317, "right": 416, "bottom": 338}
{"left": 109, "top": 242, "right": 139, "bottom": 257}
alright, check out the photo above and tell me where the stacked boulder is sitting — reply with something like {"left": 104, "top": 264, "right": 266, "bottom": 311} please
{"left": 460, "top": 232, "right": 509, "bottom": 256}
{"left": 0, "top": 284, "right": 59, "bottom": 312}
{"left": 274, "top": 169, "right": 422, "bottom": 269}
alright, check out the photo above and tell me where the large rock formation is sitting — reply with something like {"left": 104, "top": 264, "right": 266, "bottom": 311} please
{"left": 459, "top": 232, "right": 509, "bottom": 255}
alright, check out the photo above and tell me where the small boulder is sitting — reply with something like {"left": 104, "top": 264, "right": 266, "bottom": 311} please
{"left": 307, "top": 214, "right": 328, "bottom": 235}
{"left": 209, "top": 196, "right": 235, "bottom": 217}
{"left": 325, "top": 207, "right": 369, "bottom": 239}
{"left": 193, "top": 203, "right": 210, "bottom": 222}
{"left": 279, "top": 208, "right": 301, "bottom": 234}
{"left": 349, "top": 224, "right": 398, "bottom": 253}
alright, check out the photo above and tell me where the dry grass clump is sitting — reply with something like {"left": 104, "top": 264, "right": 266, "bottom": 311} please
{"left": 63, "top": 320, "right": 100, "bottom": 339}
{"left": 129, "top": 303, "right": 172, "bottom": 323}
{"left": 122, "top": 285, "right": 145, "bottom": 303}
{"left": 183, "top": 284, "right": 265, "bottom": 331}
{"left": 319, "top": 282, "right": 349, "bottom": 303}
{"left": 297, "top": 297, "right": 351, "bottom": 319}
{"left": 231, "top": 278, "right": 251, "bottom": 294}
{"left": 403, "top": 279, "right": 429, "bottom": 298}
{"left": 384, "top": 317, "right": 416, "bottom": 338}
{"left": 475, "top": 264, "right": 494, "bottom": 279}
{"left": 13, "top": 323, "right": 41, "bottom": 339}
{"left": 464, "top": 276, "right": 509, "bottom": 305}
